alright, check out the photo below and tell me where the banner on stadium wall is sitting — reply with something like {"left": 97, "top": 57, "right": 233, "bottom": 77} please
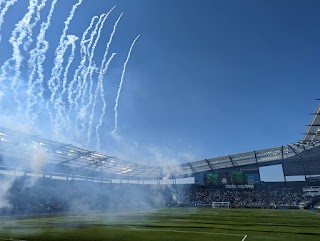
{"left": 225, "top": 184, "right": 254, "bottom": 189}
{"left": 205, "top": 172, "right": 231, "bottom": 185}
{"left": 232, "top": 171, "right": 246, "bottom": 185}
{"left": 204, "top": 170, "right": 260, "bottom": 186}
{"left": 245, "top": 173, "right": 260, "bottom": 184}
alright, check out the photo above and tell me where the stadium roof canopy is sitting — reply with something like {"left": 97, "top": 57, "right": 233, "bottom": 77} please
{"left": 302, "top": 104, "right": 320, "bottom": 143}
{"left": 1, "top": 104, "right": 320, "bottom": 180}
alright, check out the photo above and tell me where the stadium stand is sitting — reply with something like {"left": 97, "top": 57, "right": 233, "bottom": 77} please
{"left": 177, "top": 183, "right": 311, "bottom": 209}
{"left": 0, "top": 176, "right": 316, "bottom": 215}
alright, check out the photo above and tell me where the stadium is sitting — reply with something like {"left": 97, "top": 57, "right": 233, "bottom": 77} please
{"left": 1, "top": 106, "right": 320, "bottom": 240}
{"left": 1, "top": 1, "right": 320, "bottom": 241}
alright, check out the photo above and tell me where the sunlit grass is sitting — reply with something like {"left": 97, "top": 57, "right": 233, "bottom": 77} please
{"left": 0, "top": 209, "right": 319, "bottom": 241}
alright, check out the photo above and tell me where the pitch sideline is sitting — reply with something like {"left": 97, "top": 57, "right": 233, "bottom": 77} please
{"left": 120, "top": 225, "right": 248, "bottom": 240}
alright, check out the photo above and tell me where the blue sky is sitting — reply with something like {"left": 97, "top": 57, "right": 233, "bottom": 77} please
{"left": 97, "top": 1, "right": 320, "bottom": 158}
{"left": 1, "top": 0, "right": 320, "bottom": 181}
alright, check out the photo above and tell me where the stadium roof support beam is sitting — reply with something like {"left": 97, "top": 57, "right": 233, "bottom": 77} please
{"left": 281, "top": 160, "right": 287, "bottom": 182}
{"left": 188, "top": 162, "right": 196, "bottom": 174}
{"left": 304, "top": 132, "right": 320, "bottom": 136}
{"left": 229, "top": 155, "right": 235, "bottom": 167}
{"left": 159, "top": 169, "right": 163, "bottom": 178}
{"left": 254, "top": 150, "right": 258, "bottom": 163}
{"left": 288, "top": 144, "right": 299, "bottom": 156}
{"left": 294, "top": 143, "right": 306, "bottom": 151}
{"left": 303, "top": 105, "right": 320, "bottom": 143}
{"left": 205, "top": 159, "right": 213, "bottom": 170}
{"left": 170, "top": 167, "right": 180, "bottom": 179}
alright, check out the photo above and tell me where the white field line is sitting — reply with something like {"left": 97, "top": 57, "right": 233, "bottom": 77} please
{"left": 0, "top": 225, "right": 247, "bottom": 241}
{"left": 133, "top": 228, "right": 245, "bottom": 237}
{"left": 303, "top": 209, "right": 320, "bottom": 217}
{"left": 107, "top": 226, "right": 247, "bottom": 240}
{"left": 126, "top": 226, "right": 136, "bottom": 230}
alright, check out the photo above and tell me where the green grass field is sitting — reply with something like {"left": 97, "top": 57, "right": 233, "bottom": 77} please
{"left": 0, "top": 208, "right": 319, "bottom": 241}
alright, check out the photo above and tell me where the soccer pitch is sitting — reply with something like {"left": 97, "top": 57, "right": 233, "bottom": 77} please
{"left": 0, "top": 209, "right": 319, "bottom": 241}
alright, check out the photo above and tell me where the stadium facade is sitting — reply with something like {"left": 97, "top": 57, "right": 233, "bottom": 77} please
{"left": 0, "top": 105, "right": 320, "bottom": 184}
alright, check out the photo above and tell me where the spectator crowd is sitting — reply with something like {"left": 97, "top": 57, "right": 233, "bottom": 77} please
{"left": 0, "top": 176, "right": 314, "bottom": 215}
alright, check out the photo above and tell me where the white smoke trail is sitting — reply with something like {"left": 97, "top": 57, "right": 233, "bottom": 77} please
{"left": 47, "top": 39, "right": 69, "bottom": 102}
{"left": 59, "top": 0, "right": 83, "bottom": 49}
{"left": 77, "top": 64, "right": 94, "bottom": 135}
{"left": 67, "top": 16, "right": 98, "bottom": 113}
{"left": 73, "top": 7, "right": 116, "bottom": 128}
{"left": 0, "top": 0, "right": 18, "bottom": 43}
{"left": 46, "top": 38, "right": 70, "bottom": 128}
{"left": 0, "top": 56, "right": 10, "bottom": 97}
{"left": 101, "top": 13, "right": 123, "bottom": 67}
{"left": 0, "top": 0, "right": 6, "bottom": 8}
{"left": 94, "top": 13, "right": 123, "bottom": 149}
{"left": 80, "top": 17, "right": 99, "bottom": 57}
{"left": 45, "top": 0, "right": 83, "bottom": 134}
{"left": 79, "top": 13, "right": 109, "bottom": 103}
{"left": 4, "top": 0, "right": 47, "bottom": 117}
{"left": 87, "top": 52, "right": 116, "bottom": 146}
{"left": 23, "top": 0, "right": 47, "bottom": 51}
{"left": 67, "top": 14, "right": 106, "bottom": 138}
{"left": 53, "top": 35, "right": 78, "bottom": 137}
{"left": 112, "top": 34, "right": 140, "bottom": 135}
{"left": 25, "top": 0, "right": 58, "bottom": 124}
{"left": 47, "top": 0, "right": 83, "bottom": 106}
{"left": 7, "top": 0, "right": 40, "bottom": 114}
{"left": 86, "top": 12, "right": 122, "bottom": 144}
{"left": 95, "top": 53, "right": 116, "bottom": 149}
{"left": 73, "top": 13, "right": 108, "bottom": 115}
{"left": 61, "top": 36, "right": 79, "bottom": 108}
{"left": 0, "top": 0, "right": 36, "bottom": 85}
